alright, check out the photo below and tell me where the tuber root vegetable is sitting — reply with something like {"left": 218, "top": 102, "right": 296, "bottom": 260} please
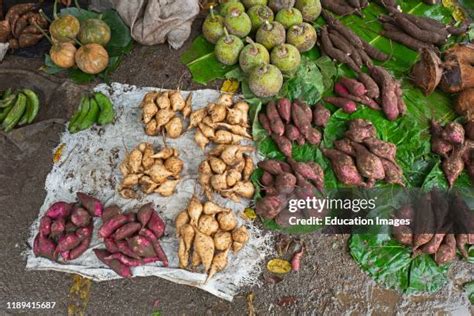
{"left": 312, "top": 103, "right": 331, "bottom": 127}
{"left": 266, "top": 101, "right": 285, "bottom": 136}
{"left": 323, "top": 96, "right": 357, "bottom": 113}
{"left": 322, "top": 148, "right": 365, "bottom": 186}
{"left": 94, "top": 249, "right": 132, "bottom": 278}
{"left": 76, "top": 192, "right": 103, "bottom": 217}
{"left": 45, "top": 202, "right": 72, "bottom": 219}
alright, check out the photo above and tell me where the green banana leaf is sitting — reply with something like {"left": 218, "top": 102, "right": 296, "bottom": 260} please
{"left": 43, "top": 8, "right": 133, "bottom": 84}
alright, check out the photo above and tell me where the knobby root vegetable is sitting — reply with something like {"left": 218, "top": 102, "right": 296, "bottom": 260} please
{"left": 272, "top": 134, "right": 292, "bottom": 157}
{"left": 214, "top": 230, "right": 232, "bottom": 251}
{"left": 312, "top": 104, "right": 331, "bottom": 127}
{"left": 198, "top": 214, "right": 220, "bottom": 236}
{"left": 217, "top": 211, "right": 237, "bottom": 231}
{"left": 334, "top": 138, "right": 355, "bottom": 156}
{"left": 206, "top": 249, "right": 229, "bottom": 282}
{"left": 441, "top": 122, "right": 465, "bottom": 145}
{"left": 256, "top": 195, "right": 284, "bottom": 219}
{"left": 266, "top": 101, "right": 285, "bottom": 136}
{"left": 322, "top": 148, "right": 364, "bottom": 186}
{"left": 77, "top": 192, "right": 103, "bottom": 217}
{"left": 345, "top": 119, "right": 376, "bottom": 143}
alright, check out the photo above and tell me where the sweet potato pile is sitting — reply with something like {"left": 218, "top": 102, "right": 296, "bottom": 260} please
{"left": 321, "top": 0, "right": 369, "bottom": 17}
{"left": 258, "top": 98, "right": 330, "bottom": 156}
{"left": 0, "top": 3, "right": 49, "bottom": 49}
{"left": 33, "top": 193, "right": 102, "bottom": 262}
{"left": 323, "top": 119, "right": 404, "bottom": 187}
{"left": 392, "top": 190, "right": 474, "bottom": 265}
{"left": 119, "top": 142, "right": 184, "bottom": 199}
{"left": 255, "top": 158, "right": 325, "bottom": 225}
{"left": 141, "top": 90, "right": 192, "bottom": 138}
{"left": 189, "top": 93, "right": 251, "bottom": 150}
{"left": 430, "top": 120, "right": 474, "bottom": 187}
{"left": 175, "top": 197, "right": 249, "bottom": 281}
{"left": 379, "top": 7, "right": 467, "bottom": 52}
{"left": 198, "top": 144, "right": 255, "bottom": 202}
{"left": 94, "top": 203, "right": 168, "bottom": 277}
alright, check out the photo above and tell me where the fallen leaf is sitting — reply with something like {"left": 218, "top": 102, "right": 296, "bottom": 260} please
{"left": 53, "top": 143, "right": 66, "bottom": 163}
{"left": 267, "top": 258, "right": 292, "bottom": 274}
{"left": 276, "top": 296, "right": 298, "bottom": 307}
{"left": 243, "top": 208, "right": 257, "bottom": 221}
{"left": 246, "top": 292, "right": 256, "bottom": 316}
{"left": 221, "top": 79, "right": 239, "bottom": 93}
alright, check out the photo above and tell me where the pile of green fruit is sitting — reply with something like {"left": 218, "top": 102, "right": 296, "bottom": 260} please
{"left": 202, "top": 0, "right": 321, "bottom": 97}
{"left": 68, "top": 92, "right": 115, "bottom": 134}
{"left": 0, "top": 88, "right": 40, "bottom": 132}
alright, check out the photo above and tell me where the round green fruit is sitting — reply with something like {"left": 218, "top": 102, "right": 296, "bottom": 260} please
{"left": 255, "top": 21, "right": 286, "bottom": 50}
{"left": 220, "top": 1, "right": 245, "bottom": 16}
{"left": 275, "top": 7, "right": 303, "bottom": 29}
{"left": 271, "top": 43, "right": 301, "bottom": 74}
{"left": 294, "top": 0, "right": 321, "bottom": 22}
{"left": 202, "top": 10, "right": 225, "bottom": 44}
{"left": 215, "top": 32, "right": 244, "bottom": 65}
{"left": 49, "top": 15, "right": 80, "bottom": 42}
{"left": 239, "top": 39, "right": 270, "bottom": 73}
{"left": 242, "top": 0, "right": 268, "bottom": 9}
{"left": 268, "top": 0, "right": 295, "bottom": 12}
{"left": 247, "top": 5, "right": 274, "bottom": 32}
{"left": 78, "top": 18, "right": 111, "bottom": 46}
{"left": 224, "top": 8, "right": 252, "bottom": 38}
{"left": 286, "top": 22, "right": 317, "bottom": 52}
{"left": 249, "top": 64, "right": 283, "bottom": 97}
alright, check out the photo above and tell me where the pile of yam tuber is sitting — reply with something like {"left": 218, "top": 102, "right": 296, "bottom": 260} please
{"left": 198, "top": 144, "right": 255, "bottom": 202}
{"left": 33, "top": 193, "right": 103, "bottom": 262}
{"left": 321, "top": 0, "right": 369, "bottom": 17}
{"left": 258, "top": 98, "right": 330, "bottom": 157}
{"left": 430, "top": 120, "right": 474, "bottom": 187}
{"left": 0, "top": 3, "right": 49, "bottom": 49}
{"left": 392, "top": 190, "right": 474, "bottom": 265}
{"left": 189, "top": 93, "right": 251, "bottom": 150}
{"left": 119, "top": 143, "right": 184, "bottom": 199}
{"left": 175, "top": 197, "right": 249, "bottom": 281}
{"left": 140, "top": 90, "right": 192, "bottom": 138}
{"left": 256, "top": 158, "right": 325, "bottom": 226}
{"left": 94, "top": 203, "right": 168, "bottom": 278}
{"left": 323, "top": 119, "right": 404, "bottom": 187}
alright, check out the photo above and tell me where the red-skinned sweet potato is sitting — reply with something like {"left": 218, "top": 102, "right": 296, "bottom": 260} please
{"left": 77, "top": 192, "right": 103, "bottom": 217}
{"left": 94, "top": 249, "right": 132, "bottom": 278}
{"left": 57, "top": 233, "right": 82, "bottom": 252}
{"left": 45, "top": 202, "right": 72, "bottom": 219}
{"left": 285, "top": 124, "right": 301, "bottom": 142}
{"left": 39, "top": 216, "right": 52, "bottom": 237}
{"left": 313, "top": 103, "right": 331, "bottom": 127}
{"left": 434, "top": 234, "right": 457, "bottom": 265}
{"left": 266, "top": 101, "right": 285, "bottom": 136}
{"left": 275, "top": 172, "right": 297, "bottom": 194}
{"left": 258, "top": 160, "right": 284, "bottom": 175}
{"left": 113, "top": 222, "right": 142, "bottom": 241}
{"left": 104, "top": 253, "right": 143, "bottom": 267}
{"left": 276, "top": 98, "right": 292, "bottom": 123}
{"left": 76, "top": 226, "right": 92, "bottom": 240}
{"left": 272, "top": 134, "right": 292, "bottom": 157}
{"left": 116, "top": 240, "right": 141, "bottom": 259}
{"left": 128, "top": 235, "right": 156, "bottom": 258}
{"left": 260, "top": 171, "right": 274, "bottom": 186}
{"left": 50, "top": 218, "right": 66, "bottom": 237}
{"left": 322, "top": 148, "right": 365, "bottom": 186}
{"left": 256, "top": 195, "right": 284, "bottom": 219}
{"left": 137, "top": 203, "right": 154, "bottom": 227}
{"left": 104, "top": 238, "right": 119, "bottom": 253}
{"left": 147, "top": 211, "right": 166, "bottom": 239}
{"left": 69, "top": 236, "right": 92, "bottom": 260}
{"left": 304, "top": 127, "right": 322, "bottom": 145}
{"left": 102, "top": 205, "right": 122, "bottom": 223}
{"left": 291, "top": 101, "right": 312, "bottom": 136}
{"left": 363, "top": 137, "right": 397, "bottom": 162}
{"left": 71, "top": 207, "right": 91, "bottom": 227}
{"left": 339, "top": 77, "right": 367, "bottom": 96}
{"left": 324, "top": 96, "right": 357, "bottom": 113}
{"left": 33, "top": 234, "right": 58, "bottom": 261}
{"left": 99, "top": 214, "right": 128, "bottom": 238}
{"left": 258, "top": 113, "right": 273, "bottom": 134}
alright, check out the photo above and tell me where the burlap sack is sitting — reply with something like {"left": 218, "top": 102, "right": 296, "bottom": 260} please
{"left": 111, "top": 0, "right": 199, "bottom": 49}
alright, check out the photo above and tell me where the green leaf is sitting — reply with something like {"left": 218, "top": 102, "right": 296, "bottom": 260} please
{"left": 464, "top": 281, "right": 474, "bottom": 304}
{"left": 102, "top": 9, "right": 133, "bottom": 57}
{"left": 43, "top": 55, "right": 65, "bottom": 75}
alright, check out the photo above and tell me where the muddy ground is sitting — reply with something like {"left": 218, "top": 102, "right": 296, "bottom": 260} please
{"left": 0, "top": 14, "right": 473, "bottom": 316}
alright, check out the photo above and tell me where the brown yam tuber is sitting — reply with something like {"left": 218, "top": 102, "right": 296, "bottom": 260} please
{"left": 442, "top": 146, "right": 465, "bottom": 187}
{"left": 276, "top": 98, "right": 292, "bottom": 123}
{"left": 274, "top": 172, "right": 297, "bottom": 194}
{"left": 410, "top": 48, "right": 443, "bottom": 96}
{"left": 345, "top": 119, "right": 377, "bottom": 142}
{"left": 272, "top": 134, "right": 292, "bottom": 157}
{"left": 313, "top": 103, "right": 331, "bottom": 127}
{"left": 266, "top": 101, "right": 285, "bottom": 136}
{"left": 322, "top": 148, "right": 365, "bottom": 186}
{"left": 441, "top": 122, "right": 465, "bottom": 145}
{"left": 351, "top": 142, "right": 385, "bottom": 183}
{"left": 454, "top": 88, "right": 474, "bottom": 121}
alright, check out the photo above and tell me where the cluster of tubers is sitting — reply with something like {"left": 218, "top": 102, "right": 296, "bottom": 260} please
{"left": 321, "top": 0, "right": 369, "bottom": 17}
{"left": 33, "top": 193, "right": 103, "bottom": 262}
{"left": 189, "top": 93, "right": 251, "bottom": 150}
{"left": 199, "top": 144, "right": 255, "bottom": 202}
{"left": 256, "top": 158, "right": 325, "bottom": 226}
{"left": 175, "top": 196, "right": 249, "bottom": 281}
{"left": 323, "top": 119, "right": 404, "bottom": 187}
{"left": 119, "top": 143, "right": 184, "bottom": 199}
{"left": 392, "top": 190, "right": 474, "bottom": 265}
{"left": 258, "top": 98, "right": 331, "bottom": 157}
{"left": 430, "top": 120, "right": 474, "bottom": 187}
{"left": 94, "top": 203, "right": 168, "bottom": 278}
{"left": 141, "top": 90, "right": 192, "bottom": 138}
{"left": 0, "top": 3, "right": 48, "bottom": 49}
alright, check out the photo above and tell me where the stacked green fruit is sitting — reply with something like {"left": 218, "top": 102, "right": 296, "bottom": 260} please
{"left": 0, "top": 88, "right": 40, "bottom": 132}
{"left": 68, "top": 92, "right": 115, "bottom": 133}
{"left": 202, "top": 0, "right": 320, "bottom": 97}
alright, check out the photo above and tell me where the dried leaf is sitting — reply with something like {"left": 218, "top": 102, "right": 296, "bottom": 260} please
{"left": 53, "top": 143, "right": 66, "bottom": 163}
{"left": 243, "top": 208, "right": 257, "bottom": 221}
{"left": 267, "top": 258, "right": 292, "bottom": 274}
{"left": 246, "top": 292, "right": 256, "bottom": 316}
{"left": 220, "top": 79, "right": 239, "bottom": 93}
{"left": 276, "top": 296, "right": 298, "bottom": 306}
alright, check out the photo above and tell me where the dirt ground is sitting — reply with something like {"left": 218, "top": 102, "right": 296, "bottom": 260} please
{"left": 0, "top": 14, "right": 473, "bottom": 316}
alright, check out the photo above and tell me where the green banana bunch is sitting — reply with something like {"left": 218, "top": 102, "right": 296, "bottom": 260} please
{"left": 0, "top": 88, "right": 40, "bottom": 132}
{"left": 68, "top": 92, "right": 115, "bottom": 134}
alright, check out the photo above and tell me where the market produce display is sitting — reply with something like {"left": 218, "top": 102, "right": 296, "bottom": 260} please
{"left": 175, "top": 196, "right": 249, "bottom": 281}
{"left": 118, "top": 142, "right": 184, "bottom": 199}
{"left": 68, "top": 91, "right": 115, "bottom": 133}
{"left": 202, "top": 0, "right": 321, "bottom": 97}
{"left": 327, "top": 76, "right": 382, "bottom": 112}
{"left": 0, "top": 2, "right": 49, "bottom": 49}
{"left": 0, "top": 88, "right": 40, "bottom": 132}
{"left": 33, "top": 192, "right": 102, "bottom": 262}
{"left": 140, "top": 90, "right": 192, "bottom": 138}
{"left": 94, "top": 203, "right": 168, "bottom": 277}
{"left": 198, "top": 144, "right": 255, "bottom": 202}
{"left": 189, "top": 93, "right": 251, "bottom": 149}
{"left": 430, "top": 120, "right": 473, "bottom": 186}
{"left": 391, "top": 190, "right": 474, "bottom": 265}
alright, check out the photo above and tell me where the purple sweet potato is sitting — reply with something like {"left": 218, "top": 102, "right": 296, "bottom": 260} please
{"left": 419, "top": 233, "right": 446, "bottom": 255}
{"left": 147, "top": 211, "right": 166, "bottom": 239}
{"left": 304, "top": 128, "right": 322, "bottom": 145}
{"left": 324, "top": 96, "right": 357, "bottom": 113}
{"left": 33, "top": 234, "right": 58, "bottom": 261}
{"left": 357, "top": 72, "right": 380, "bottom": 99}
{"left": 275, "top": 172, "right": 297, "bottom": 194}
{"left": 105, "top": 253, "right": 143, "bottom": 267}
{"left": 258, "top": 160, "right": 284, "bottom": 175}
{"left": 45, "top": 202, "right": 72, "bottom": 219}
{"left": 339, "top": 77, "right": 367, "bottom": 96}
{"left": 334, "top": 138, "right": 356, "bottom": 156}
{"left": 102, "top": 205, "right": 122, "bottom": 223}
{"left": 261, "top": 171, "right": 274, "bottom": 186}
{"left": 128, "top": 235, "right": 156, "bottom": 258}
{"left": 113, "top": 222, "right": 142, "bottom": 241}
{"left": 441, "top": 122, "right": 465, "bottom": 144}
{"left": 380, "top": 158, "right": 404, "bottom": 186}
{"left": 76, "top": 226, "right": 93, "bottom": 240}
{"left": 116, "top": 240, "right": 141, "bottom": 259}
{"left": 272, "top": 134, "right": 292, "bottom": 157}
{"left": 137, "top": 203, "right": 154, "bottom": 227}
{"left": 322, "top": 148, "right": 365, "bottom": 186}
{"left": 258, "top": 113, "right": 273, "bottom": 134}
{"left": 442, "top": 146, "right": 465, "bottom": 187}
{"left": 125, "top": 212, "right": 136, "bottom": 223}
{"left": 288, "top": 159, "right": 324, "bottom": 186}
{"left": 69, "top": 236, "right": 92, "bottom": 260}
{"left": 295, "top": 100, "right": 313, "bottom": 122}
{"left": 276, "top": 98, "right": 292, "bottom": 123}
{"left": 256, "top": 195, "right": 284, "bottom": 219}
{"left": 278, "top": 161, "right": 292, "bottom": 173}
{"left": 369, "top": 66, "right": 399, "bottom": 120}
{"left": 98, "top": 214, "right": 128, "bottom": 238}
{"left": 294, "top": 173, "right": 316, "bottom": 199}
{"left": 307, "top": 161, "right": 325, "bottom": 192}
{"left": 351, "top": 142, "right": 385, "bottom": 182}
{"left": 392, "top": 225, "right": 413, "bottom": 246}
{"left": 94, "top": 249, "right": 132, "bottom": 278}
{"left": 313, "top": 103, "right": 331, "bottom": 127}
{"left": 77, "top": 192, "right": 103, "bottom": 217}
{"left": 57, "top": 233, "right": 82, "bottom": 252}
{"left": 430, "top": 120, "right": 453, "bottom": 158}
{"left": 363, "top": 137, "right": 397, "bottom": 162}
{"left": 285, "top": 124, "right": 301, "bottom": 142}
{"left": 266, "top": 101, "right": 285, "bottom": 136}
{"left": 434, "top": 234, "right": 457, "bottom": 265}
{"left": 50, "top": 218, "right": 66, "bottom": 237}
{"left": 149, "top": 239, "right": 169, "bottom": 267}
{"left": 345, "top": 119, "right": 377, "bottom": 142}
{"left": 39, "top": 216, "right": 52, "bottom": 237}
{"left": 104, "top": 238, "right": 120, "bottom": 253}
{"left": 70, "top": 207, "right": 91, "bottom": 227}
{"left": 291, "top": 101, "right": 312, "bottom": 136}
